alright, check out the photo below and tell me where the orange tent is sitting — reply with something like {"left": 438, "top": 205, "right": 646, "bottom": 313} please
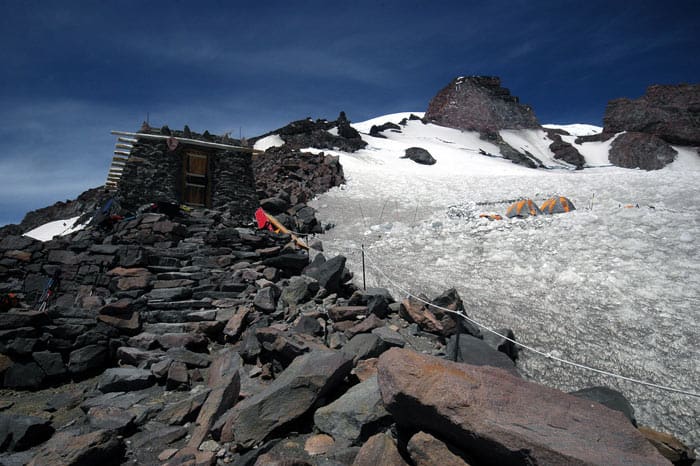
{"left": 540, "top": 196, "right": 576, "bottom": 214}
{"left": 505, "top": 199, "right": 541, "bottom": 218}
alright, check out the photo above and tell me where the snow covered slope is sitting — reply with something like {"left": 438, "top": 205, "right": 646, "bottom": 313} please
{"left": 309, "top": 113, "right": 700, "bottom": 451}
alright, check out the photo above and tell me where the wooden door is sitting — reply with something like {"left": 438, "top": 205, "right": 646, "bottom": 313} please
{"left": 184, "top": 151, "right": 208, "bottom": 206}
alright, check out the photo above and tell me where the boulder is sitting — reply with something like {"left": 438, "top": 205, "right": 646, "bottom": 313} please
{"left": 293, "top": 315, "right": 323, "bottom": 336}
{"left": 165, "top": 347, "right": 211, "bottom": 368}
{"left": 481, "top": 328, "right": 518, "bottom": 362}
{"left": 329, "top": 305, "right": 368, "bottom": 321}
{"left": 87, "top": 406, "right": 136, "bottom": 434}
{"left": 223, "top": 306, "right": 251, "bottom": 340}
{"left": 608, "top": 132, "right": 677, "bottom": 170}
{"left": 156, "top": 390, "right": 210, "bottom": 426}
{"left": 215, "top": 350, "right": 353, "bottom": 448}
{"left": 68, "top": 345, "right": 108, "bottom": 376}
{"left": 32, "top": 351, "right": 67, "bottom": 379}
{"left": 342, "top": 333, "right": 393, "bottom": 362}
{"left": 314, "top": 375, "right": 391, "bottom": 445}
{"left": 399, "top": 295, "right": 443, "bottom": 334}
{"left": 2, "top": 361, "right": 45, "bottom": 389}
{"left": 351, "top": 432, "right": 408, "bottom": 466}
{"left": 262, "top": 253, "right": 309, "bottom": 276}
{"left": 638, "top": 426, "right": 697, "bottom": 465}
{"left": 402, "top": 147, "right": 436, "bottom": 165}
{"left": 166, "top": 361, "right": 189, "bottom": 390}
{"left": 429, "top": 288, "right": 481, "bottom": 338}
{"left": 27, "top": 429, "right": 125, "bottom": 466}
{"left": 188, "top": 349, "right": 242, "bottom": 449}
{"left": 157, "top": 332, "right": 208, "bottom": 351}
{"left": 407, "top": 431, "right": 469, "bottom": 466}
{"left": 345, "top": 314, "right": 385, "bottom": 339}
{"left": 445, "top": 333, "right": 519, "bottom": 376}
{"left": 569, "top": 386, "right": 637, "bottom": 426}
{"left": 0, "top": 414, "right": 54, "bottom": 452}
{"left": 377, "top": 348, "right": 668, "bottom": 466}
{"left": 303, "top": 255, "right": 347, "bottom": 294}
{"left": 348, "top": 288, "right": 393, "bottom": 318}
{"left": 280, "top": 275, "right": 319, "bottom": 306}
{"left": 98, "top": 367, "right": 155, "bottom": 393}
{"left": 253, "top": 285, "right": 280, "bottom": 313}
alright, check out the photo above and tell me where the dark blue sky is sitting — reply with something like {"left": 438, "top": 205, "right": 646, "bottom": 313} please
{"left": 1, "top": 0, "right": 698, "bottom": 226}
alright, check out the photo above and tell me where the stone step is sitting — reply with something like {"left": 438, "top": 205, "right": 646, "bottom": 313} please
{"left": 147, "top": 299, "right": 213, "bottom": 310}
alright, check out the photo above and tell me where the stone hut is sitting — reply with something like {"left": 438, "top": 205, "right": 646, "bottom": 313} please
{"left": 108, "top": 126, "right": 260, "bottom": 222}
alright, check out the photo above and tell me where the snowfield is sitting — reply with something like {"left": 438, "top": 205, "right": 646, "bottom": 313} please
{"left": 309, "top": 115, "right": 700, "bottom": 450}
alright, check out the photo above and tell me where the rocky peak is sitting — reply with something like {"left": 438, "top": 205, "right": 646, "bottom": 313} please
{"left": 425, "top": 75, "right": 541, "bottom": 133}
{"left": 603, "top": 83, "right": 700, "bottom": 146}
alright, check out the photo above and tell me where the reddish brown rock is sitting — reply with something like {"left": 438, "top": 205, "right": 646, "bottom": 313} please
{"left": 377, "top": 348, "right": 669, "bottom": 466}
{"left": 425, "top": 76, "right": 540, "bottom": 134}
{"left": 329, "top": 305, "right": 368, "bottom": 321}
{"left": 351, "top": 432, "right": 408, "bottom": 466}
{"left": 223, "top": 306, "right": 250, "bottom": 340}
{"left": 399, "top": 295, "right": 443, "bottom": 334}
{"left": 638, "top": 426, "right": 696, "bottom": 464}
{"left": 407, "top": 431, "right": 470, "bottom": 466}
{"left": 304, "top": 434, "right": 335, "bottom": 456}
{"left": 4, "top": 250, "right": 31, "bottom": 262}
{"left": 97, "top": 311, "right": 140, "bottom": 334}
{"left": 28, "top": 429, "right": 125, "bottom": 466}
{"left": 345, "top": 314, "right": 385, "bottom": 339}
{"left": 117, "top": 274, "right": 152, "bottom": 291}
{"left": 352, "top": 358, "right": 378, "bottom": 382}
{"left": 188, "top": 349, "right": 242, "bottom": 449}
{"left": 107, "top": 267, "right": 150, "bottom": 277}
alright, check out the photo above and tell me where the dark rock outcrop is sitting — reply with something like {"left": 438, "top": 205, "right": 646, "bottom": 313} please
{"left": 603, "top": 83, "right": 700, "bottom": 146}
{"left": 0, "top": 187, "right": 111, "bottom": 239}
{"left": 254, "top": 112, "right": 367, "bottom": 153}
{"left": 369, "top": 122, "right": 401, "bottom": 138}
{"left": 609, "top": 132, "right": 677, "bottom": 170}
{"left": 425, "top": 76, "right": 540, "bottom": 133}
{"left": 402, "top": 147, "right": 436, "bottom": 165}
{"left": 544, "top": 128, "right": 586, "bottom": 168}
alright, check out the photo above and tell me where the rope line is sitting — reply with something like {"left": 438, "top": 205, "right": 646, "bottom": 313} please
{"left": 360, "top": 248, "right": 700, "bottom": 398}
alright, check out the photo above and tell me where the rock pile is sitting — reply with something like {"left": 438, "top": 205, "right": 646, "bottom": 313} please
{"left": 0, "top": 203, "right": 689, "bottom": 464}
{"left": 253, "top": 111, "right": 367, "bottom": 153}
{"left": 0, "top": 187, "right": 112, "bottom": 239}
{"left": 253, "top": 147, "right": 344, "bottom": 234}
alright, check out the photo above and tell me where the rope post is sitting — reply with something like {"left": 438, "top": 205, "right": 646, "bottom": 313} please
{"left": 361, "top": 243, "right": 366, "bottom": 291}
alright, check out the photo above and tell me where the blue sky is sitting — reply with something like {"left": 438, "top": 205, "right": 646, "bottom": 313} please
{"left": 1, "top": 0, "right": 698, "bottom": 226}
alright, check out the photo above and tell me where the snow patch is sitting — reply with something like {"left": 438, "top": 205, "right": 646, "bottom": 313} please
{"left": 23, "top": 216, "right": 85, "bottom": 241}
{"left": 543, "top": 123, "right": 603, "bottom": 137}
{"left": 352, "top": 112, "right": 424, "bottom": 134}
{"left": 253, "top": 134, "right": 285, "bottom": 151}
